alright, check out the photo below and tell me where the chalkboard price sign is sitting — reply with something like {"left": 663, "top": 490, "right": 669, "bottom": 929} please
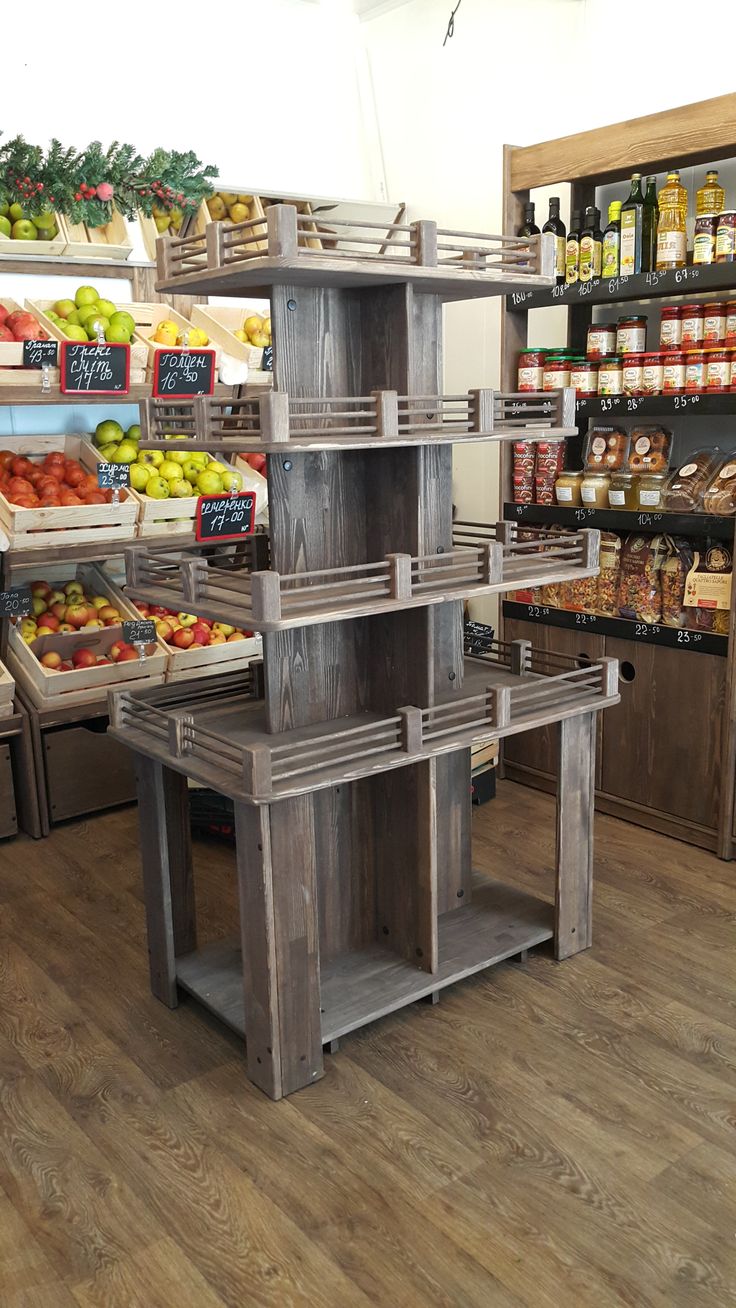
{"left": 152, "top": 348, "right": 216, "bottom": 397}
{"left": 122, "top": 619, "right": 156, "bottom": 646}
{"left": 0, "top": 585, "right": 32, "bottom": 618}
{"left": 60, "top": 342, "right": 130, "bottom": 394}
{"left": 463, "top": 620, "right": 496, "bottom": 657}
{"left": 261, "top": 345, "right": 273, "bottom": 372}
{"left": 22, "top": 339, "right": 58, "bottom": 369}
{"left": 97, "top": 462, "right": 131, "bottom": 490}
{"left": 195, "top": 491, "right": 257, "bottom": 543}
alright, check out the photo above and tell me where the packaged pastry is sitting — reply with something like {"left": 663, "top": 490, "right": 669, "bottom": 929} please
{"left": 617, "top": 534, "right": 669, "bottom": 623}
{"left": 703, "top": 456, "right": 736, "bottom": 515}
{"left": 660, "top": 537, "right": 694, "bottom": 628}
{"left": 596, "top": 532, "right": 622, "bottom": 615}
{"left": 513, "top": 441, "right": 535, "bottom": 502}
{"left": 685, "top": 540, "right": 732, "bottom": 634}
{"left": 663, "top": 448, "right": 723, "bottom": 511}
{"left": 627, "top": 425, "right": 672, "bottom": 475}
{"left": 584, "top": 425, "right": 629, "bottom": 471}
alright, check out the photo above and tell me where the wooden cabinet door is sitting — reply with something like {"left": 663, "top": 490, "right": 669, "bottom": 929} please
{"left": 503, "top": 618, "right": 605, "bottom": 784}
{"left": 601, "top": 639, "right": 725, "bottom": 832}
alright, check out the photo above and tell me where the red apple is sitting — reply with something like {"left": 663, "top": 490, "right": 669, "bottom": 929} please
{"left": 5, "top": 311, "right": 34, "bottom": 335}
{"left": 39, "top": 613, "right": 60, "bottom": 632}
{"left": 40, "top": 651, "right": 62, "bottom": 670}
{"left": 12, "top": 319, "right": 42, "bottom": 342}
{"left": 31, "top": 580, "right": 52, "bottom": 598}
{"left": 172, "top": 628, "right": 195, "bottom": 649}
{"left": 0, "top": 304, "right": 8, "bottom": 326}
{"left": 117, "top": 647, "right": 141, "bottom": 662}
{"left": 97, "top": 605, "right": 120, "bottom": 623}
{"left": 65, "top": 604, "right": 91, "bottom": 629}
{"left": 72, "top": 647, "right": 97, "bottom": 669}
{"left": 226, "top": 631, "right": 247, "bottom": 642}
{"left": 50, "top": 602, "right": 68, "bottom": 621}
{"left": 154, "top": 619, "right": 173, "bottom": 642}
{"left": 207, "top": 631, "right": 226, "bottom": 645}
{"left": 109, "top": 640, "right": 127, "bottom": 662}
{"left": 0, "top": 325, "right": 14, "bottom": 343}
{"left": 190, "top": 622, "right": 210, "bottom": 646}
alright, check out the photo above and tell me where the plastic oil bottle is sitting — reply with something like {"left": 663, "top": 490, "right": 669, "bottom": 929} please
{"left": 656, "top": 170, "right": 688, "bottom": 270}
{"left": 696, "top": 169, "right": 725, "bottom": 215}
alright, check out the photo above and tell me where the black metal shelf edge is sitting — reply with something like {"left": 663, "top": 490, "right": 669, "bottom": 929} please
{"left": 503, "top": 600, "right": 727, "bottom": 656}
{"left": 507, "top": 263, "right": 736, "bottom": 312}
{"left": 576, "top": 392, "right": 736, "bottom": 420}
{"left": 503, "top": 501, "right": 735, "bottom": 540}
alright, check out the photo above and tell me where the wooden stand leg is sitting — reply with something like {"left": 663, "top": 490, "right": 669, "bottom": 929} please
{"left": 235, "top": 798, "right": 324, "bottom": 1100}
{"left": 555, "top": 712, "right": 595, "bottom": 960}
{"left": 135, "top": 755, "right": 196, "bottom": 1008}
{"left": 12, "top": 708, "right": 43, "bottom": 840}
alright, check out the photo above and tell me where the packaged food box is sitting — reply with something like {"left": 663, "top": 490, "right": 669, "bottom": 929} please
{"left": 703, "top": 457, "right": 736, "bottom": 515}
{"left": 617, "top": 534, "right": 669, "bottom": 624}
{"left": 584, "top": 426, "right": 629, "bottom": 472}
{"left": 627, "top": 425, "right": 672, "bottom": 475}
{"left": 664, "top": 448, "right": 723, "bottom": 512}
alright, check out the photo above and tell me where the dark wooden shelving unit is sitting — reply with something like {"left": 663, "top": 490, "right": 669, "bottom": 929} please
{"left": 107, "top": 206, "right": 621, "bottom": 1100}
{"left": 501, "top": 94, "right": 736, "bottom": 858}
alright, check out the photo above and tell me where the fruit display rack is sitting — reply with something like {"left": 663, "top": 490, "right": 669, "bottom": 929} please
{"left": 108, "top": 206, "right": 620, "bottom": 1100}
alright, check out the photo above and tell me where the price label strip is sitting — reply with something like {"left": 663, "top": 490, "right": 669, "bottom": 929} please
{"left": 0, "top": 585, "right": 32, "bottom": 618}
{"left": 195, "top": 491, "right": 257, "bottom": 544}
{"left": 60, "top": 342, "right": 130, "bottom": 394}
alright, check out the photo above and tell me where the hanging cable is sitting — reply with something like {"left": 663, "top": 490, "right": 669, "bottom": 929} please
{"left": 443, "top": 0, "right": 463, "bottom": 45}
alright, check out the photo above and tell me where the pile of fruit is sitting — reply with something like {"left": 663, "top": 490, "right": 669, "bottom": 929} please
{"left": 45, "top": 285, "right": 136, "bottom": 345}
{"left": 92, "top": 418, "right": 242, "bottom": 501}
{"left": 0, "top": 449, "right": 117, "bottom": 509}
{"left": 233, "top": 312, "right": 271, "bottom": 351}
{"left": 151, "top": 318, "right": 208, "bottom": 348}
{"left": 206, "top": 191, "right": 256, "bottom": 224}
{"left": 18, "top": 578, "right": 124, "bottom": 641}
{"left": 0, "top": 201, "right": 59, "bottom": 243}
{"left": 0, "top": 305, "right": 49, "bottom": 344}
{"left": 134, "top": 601, "right": 252, "bottom": 650}
{"left": 239, "top": 451, "right": 267, "bottom": 476}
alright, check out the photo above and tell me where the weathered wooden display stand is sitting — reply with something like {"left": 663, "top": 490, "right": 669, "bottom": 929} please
{"left": 109, "top": 206, "right": 619, "bottom": 1099}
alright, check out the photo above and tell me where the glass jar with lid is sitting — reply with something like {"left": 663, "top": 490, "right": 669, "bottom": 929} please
{"left": 587, "top": 323, "right": 617, "bottom": 357}
{"left": 543, "top": 354, "right": 572, "bottom": 390}
{"left": 608, "top": 471, "right": 638, "bottom": 509}
{"left": 616, "top": 315, "right": 647, "bottom": 354}
{"left": 570, "top": 358, "right": 599, "bottom": 397}
{"left": 580, "top": 470, "right": 610, "bottom": 507}
{"left": 638, "top": 471, "right": 668, "bottom": 509}
{"left": 554, "top": 469, "right": 584, "bottom": 505}
{"left": 598, "top": 356, "right": 623, "bottom": 395}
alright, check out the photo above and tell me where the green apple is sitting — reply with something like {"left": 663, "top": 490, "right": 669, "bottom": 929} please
{"left": 145, "top": 476, "right": 170, "bottom": 500}
{"left": 32, "top": 210, "right": 56, "bottom": 231}
{"left": 64, "top": 324, "right": 89, "bottom": 342}
{"left": 105, "top": 323, "right": 131, "bottom": 344}
{"left": 96, "top": 298, "right": 116, "bottom": 319}
{"left": 110, "top": 439, "right": 139, "bottom": 464}
{"left": 8, "top": 203, "right": 24, "bottom": 222}
{"left": 137, "top": 449, "right": 164, "bottom": 467}
{"left": 177, "top": 613, "right": 198, "bottom": 628}
{"left": 167, "top": 450, "right": 189, "bottom": 465}
{"left": 85, "top": 314, "right": 110, "bottom": 341}
{"left": 54, "top": 299, "right": 77, "bottom": 319}
{"left": 159, "top": 460, "right": 184, "bottom": 481}
{"left": 170, "top": 478, "right": 195, "bottom": 497}
{"left": 182, "top": 459, "right": 202, "bottom": 484}
{"left": 66, "top": 310, "right": 81, "bottom": 326}
{"left": 126, "top": 424, "right": 141, "bottom": 442}
{"left": 221, "top": 470, "right": 243, "bottom": 493}
{"left": 187, "top": 452, "right": 209, "bottom": 469}
{"left": 98, "top": 443, "right": 119, "bottom": 460}
{"left": 205, "top": 460, "right": 228, "bottom": 476}
{"left": 77, "top": 304, "right": 102, "bottom": 326}
{"left": 0, "top": 201, "right": 8, "bottom": 217}
{"left": 95, "top": 419, "right": 124, "bottom": 448}
{"left": 129, "top": 464, "right": 152, "bottom": 491}
{"left": 75, "top": 286, "right": 99, "bottom": 308}
{"left": 109, "top": 311, "right": 135, "bottom": 336}
{"left": 0, "top": 216, "right": 10, "bottom": 238}
{"left": 196, "top": 470, "right": 224, "bottom": 496}
{"left": 12, "top": 219, "right": 37, "bottom": 240}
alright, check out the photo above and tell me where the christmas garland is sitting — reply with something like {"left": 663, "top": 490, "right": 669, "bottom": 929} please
{"left": 0, "top": 135, "right": 216, "bottom": 229}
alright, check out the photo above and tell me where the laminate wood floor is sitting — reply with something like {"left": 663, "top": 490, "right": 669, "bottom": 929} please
{"left": 0, "top": 781, "right": 734, "bottom": 1307}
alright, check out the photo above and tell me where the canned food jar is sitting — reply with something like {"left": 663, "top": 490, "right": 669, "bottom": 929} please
{"left": 587, "top": 323, "right": 617, "bottom": 357}
{"left": 580, "top": 471, "right": 610, "bottom": 507}
{"left": 685, "top": 350, "right": 706, "bottom": 392}
{"left": 641, "top": 352, "right": 664, "bottom": 395}
{"left": 638, "top": 471, "right": 668, "bottom": 509}
{"left": 570, "top": 359, "right": 599, "bottom": 396}
{"left": 518, "top": 348, "right": 548, "bottom": 392}
{"left": 681, "top": 304, "right": 705, "bottom": 347}
{"left": 705, "top": 347, "right": 732, "bottom": 392}
{"left": 622, "top": 354, "right": 645, "bottom": 395}
{"left": 608, "top": 470, "right": 638, "bottom": 510}
{"left": 730, "top": 355, "right": 736, "bottom": 391}
{"left": 703, "top": 301, "right": 726, "bottom": 344}
{"left": 715, "top": 211, "right": 736, "bottom": 263}
{"left": 598, "top": 356, "right": 623, "bottom": 395}
{"left": 662, "top": 351, "right": 686, "bottom": 394}
{"left": 693, "top": 213, "right": 718, "bottom": 266}
{"left": 543, "top": 355, "right": 571, "bottom": 390}
{"left": 659, "top": 306, "right": 683, "bottom": 349}
{"left": 554, "top": 470, "right": 584, "bottom": 505}
{"left": 726, "top": 301, "right": 736, "bottom": 346}
{"left": 616, "top": 315, "right": 647, "bottom": 354}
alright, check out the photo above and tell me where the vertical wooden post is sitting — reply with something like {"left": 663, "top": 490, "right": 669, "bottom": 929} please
{"left": 372, "top": 389, "right": 400, "bottom": 439}
{"left": 155, "top": 235, "right": 172, "bottom": 282}
{"left": 387, "top": 553, "right": 413, "bottom": 600}
{"left": 250, "top": 571, "right": 282, "bottom": 625}
{"left": 598, "top": 656, "right": 619, "bottom": 699}
{"left": 469, "top": 388, "right": 494, "bottom": 434}
{"left": 580, "top": 529, "right": 600, "bottom": 572}
{"left": 494, "top": 520, "right": 515, "bottom": 546}
{"left": 398, "top": 705, "right": 423, "bottom": 753}
{"left": 267, "top": 204, "right": 299, "bottom": 258}
{"left": 206, "top": 222, "right": 224, "bottom": 268}
{"left": 491, "top": 685, "right": 511, "bottom": 730}
{"left": 510, "top": 638, "right": 532, "bottom": 676}
{"left": 242, "top": 744, "right": 273, "bottom": 800}
{"left": 481, "top": 542, "right": 504, "bottom": 585}
{"left": 260, "top": 390, "right": 290, "bottom": 444}
{"left": 555, "top": 712, "right": 595, "bottom": 960}
{"left": 412, "top": 220, "right": 438, "bottom": 267}
{"left": 134, "top": 755, "right": 196, "bottom": 1007}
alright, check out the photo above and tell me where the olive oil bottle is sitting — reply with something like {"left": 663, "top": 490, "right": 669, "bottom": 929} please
{"left": 602, "top": 201, "right": 622, "bottom": 278}
{"left": 542, "top": 197, "right": 566, "bottom": 284}
{"left": 643, "top": 177, "right": 659, "bottom": 272}
{"left": 565, "top": 209, "right": 581, "bottom": 284}
{"left": 518, "top": 201, "right": 540, "bottom": 238}
{"left": 656, "top": 170, "right": 688, "bottom": 270}
{"left": 620, "top": 173, "right": 645, "bottom": 277}
{"left": 579, "top": 206, "right": 602, "bottom": 282}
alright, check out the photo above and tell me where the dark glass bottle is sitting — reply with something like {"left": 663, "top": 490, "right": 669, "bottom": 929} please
{"left": 542, "top": 196, "right": 566, "bottom": 283}
{"left": 518, "top": 201, "right": 540, "bottom": 237}
{"left": 565, "top": 209, "right": 581, "bottom": 285}
{"left": 620, "top": 173, "right": 645, "bottom": 277}
{"left": 579, "top": 206, "right": 603, "bottom": 282}
{"left": 643, "top": 176, "right": 659, "bottom": 272}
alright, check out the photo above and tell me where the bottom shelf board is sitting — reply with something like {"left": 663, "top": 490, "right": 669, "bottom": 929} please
{"left": 175, "top": 877, "right": 553, "bottom": 1044}
{"left": 503, "top": 600, "right": 728, "bottom": 656}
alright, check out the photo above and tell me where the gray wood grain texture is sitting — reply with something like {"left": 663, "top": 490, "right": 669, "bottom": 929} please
{"left": 134, "top": 756, "right": 195, "bottom": 1006}
{"left": 234, "top": 802, "right": 281, "bottom": 1096}
{"left": 555, "top": 712, "right": 595, "bottom": 960}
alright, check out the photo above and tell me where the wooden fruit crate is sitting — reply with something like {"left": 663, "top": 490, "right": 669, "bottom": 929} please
{"left": 137, "top": 200, "right": 209, "bottom": 263}
{"left": 257, "top": 194, "right": 321, "bottom": 250}
{"left": 0, "top": 434, "right": 138, "bottom": 550}
{"left": 0, "top": 214, "right": 66, "bottom": 257}
{"left": 0, "top": 659, "right": 15, "bottom": 721}
{"left": 25, "top": 298, "right": 149, "bottom": 377}
{"left": 6, "top": 621, "right": 165, "bottom": 710}
{"left": 165, "top": 631, "right": 262, "bottom": 682}
{"left": 233, "top": 455, "right": 269, "bottom": 519}
{"left": 191, "top": 303, "right": 270, "bottom": 371}
{"left": 96, "top": 446, "right": 240, "bottom": 538}
{"left": 0, "top": 298, "right": 62, "bottom": 389}
{"left": 126, "top": 302, "right": 213, "bottom": 373}
{"left": 60, "top": 206, "right": 133, "bottom": 261}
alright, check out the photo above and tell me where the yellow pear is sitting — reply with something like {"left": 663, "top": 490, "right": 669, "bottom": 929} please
{"left": 233, "top": 329, "right": 249, "bottom": 343}
{"left": 153, "top": 320, "right": 179, "bottom": 346}
{"left": 237, "top": 194, "right": 253, "bottom": 204}
{"left": 243, "top": 314, "right": 263, "bottom": 336}
{"left": 250, "top": 332, "right": 271, "bottom": 348}
{"left": 183, "top": 326, "right": 209, "bottom": 347}
{"left": 262, "top": 317, "right": 271, "bottom": 337}
{"left": 228, "top": 203, "right": 249, "bottom": 224}
{"left": 219, "top": 192, "right": 238, "bottom": 206}
{"left": 154, "top": 214, "right": 171, "bottom": 233}
{"left": 206, "top": 195, "right": 227, "bottom": 220}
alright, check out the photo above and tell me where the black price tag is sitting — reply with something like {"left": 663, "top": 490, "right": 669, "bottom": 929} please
{"left": 97, "top": 462, "right": 130, "bottom": 489}
{"left": 261, "top": 345, "right": 273, "bottom": 372}
{"left": 195, "top": 491, "right": 256, "bottom": 543}
{"left": 122, "top": 619, "right": 156, "bottom": 645}
{"left": 22, "top": 339, "right": 58, "bottom": 369}
{"left": 60, "top": 342, "right": 130, "bottom": 394}
{"left": 0, "top": 585, "right": 32, "bottom": 618}
{"left": 152, "top": 348, "right": 216, "bottom": 397}
{"left": 463, "top": 620, "right": 495, "bottom": 657}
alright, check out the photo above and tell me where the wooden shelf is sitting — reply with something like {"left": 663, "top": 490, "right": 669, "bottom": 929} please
{"left": 0, "top": 382, "right": 238, "bottom": 408}
{"left": 503, "top": 501, "right": 735, "bottom": 541}
{"left": 0, "top": 253, "right": 153, "bottom": 278}
{"left": 503, "top": 599, "right": 727, "bottom": 657}
{"left": 506, "top": 262, "right": 736, "bottom": 312}
{"left": 175, "top": 876, "right": 554, "bottom": 1044}
{"left": 576, "top": 392, "right": 736, "bottom": 420}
